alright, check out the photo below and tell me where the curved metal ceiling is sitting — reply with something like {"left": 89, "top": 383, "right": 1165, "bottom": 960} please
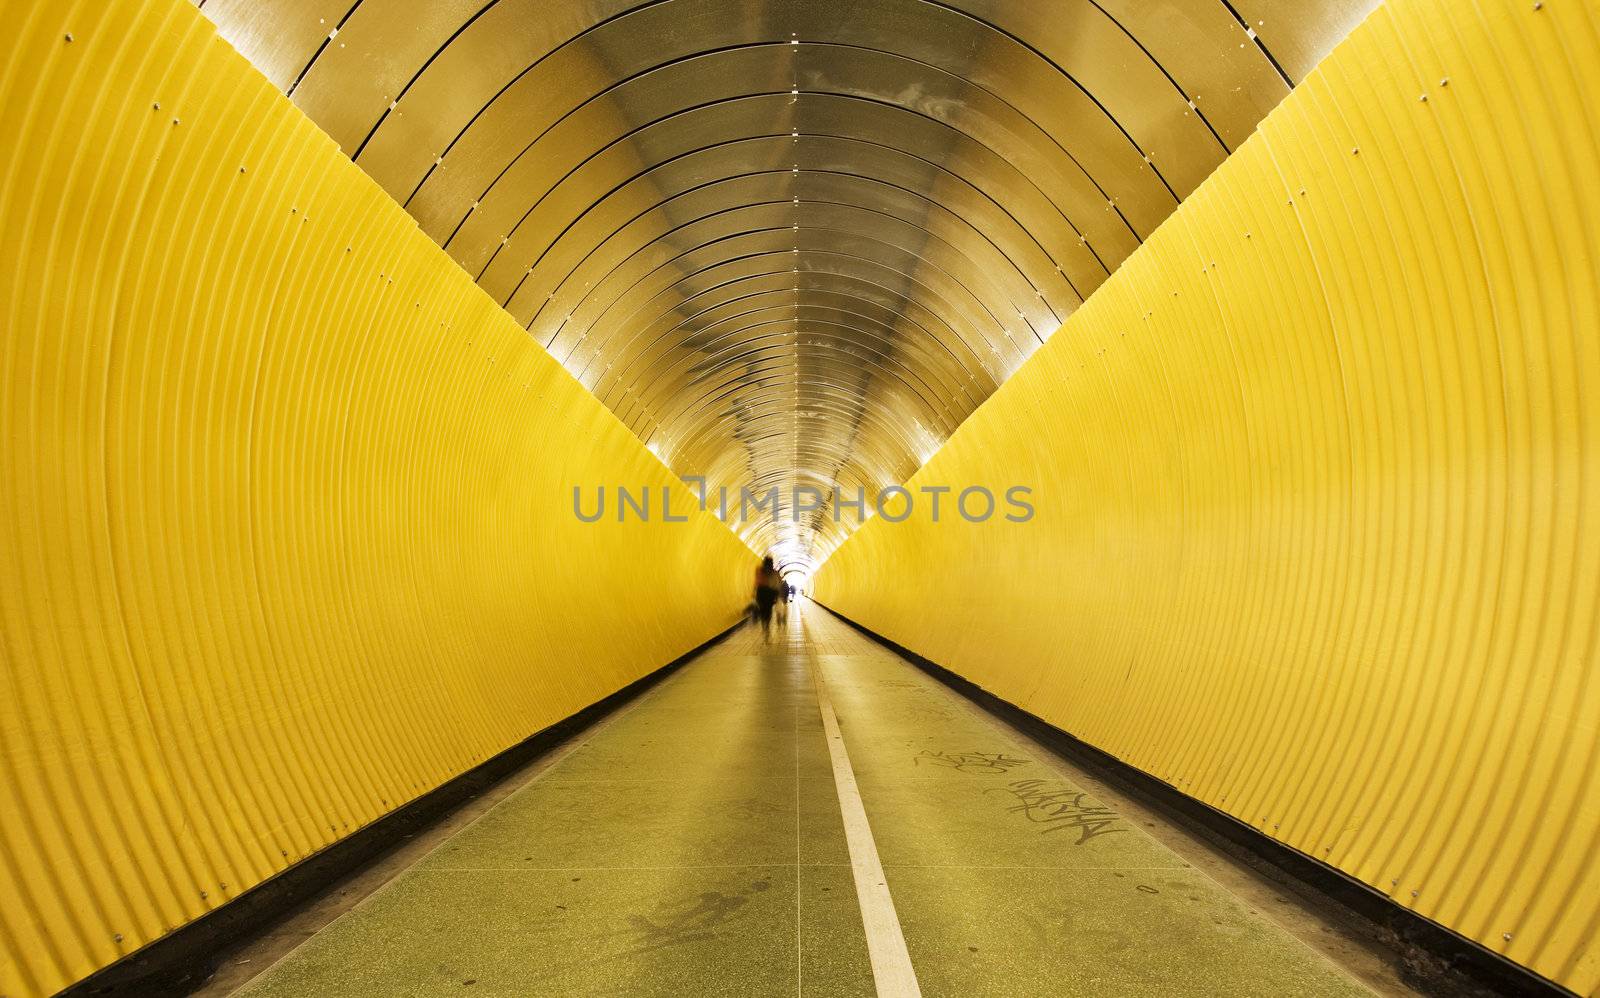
{"left": 197, "top": 0, "right": 1377, "bottom": 570}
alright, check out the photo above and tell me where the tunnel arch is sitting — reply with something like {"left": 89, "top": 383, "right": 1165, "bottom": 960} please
{"left": 196, "top": 0, "right": 1363, "bottom": 559}
{"left": 9, "top": 0, "right": 1595, "bottom": 995}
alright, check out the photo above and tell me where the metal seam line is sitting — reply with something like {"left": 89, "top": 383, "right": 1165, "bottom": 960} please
{"left": 804, "top": 620, "right": 921, "bottom": 998}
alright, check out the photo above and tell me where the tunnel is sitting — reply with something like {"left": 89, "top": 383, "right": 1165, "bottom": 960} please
{"left": 1, "top": 0, "right": 1596, "bottom": 995}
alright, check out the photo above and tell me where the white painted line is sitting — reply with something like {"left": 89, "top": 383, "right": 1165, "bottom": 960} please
{"left": 795, "top": 614, "right": 804, "bottom": 997}
{"left": 808, "top": 651, "right": 922, "bottom": 998}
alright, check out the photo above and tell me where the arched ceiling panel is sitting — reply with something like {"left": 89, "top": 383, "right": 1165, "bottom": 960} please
{"left": 198, "top": 0, "right": 1378, "bottom": 563}
{"left": 533, "top": 172, "right": 1084, "bottom": 327}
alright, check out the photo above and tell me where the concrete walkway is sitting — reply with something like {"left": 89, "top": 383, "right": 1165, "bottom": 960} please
{"left": 234, "top": 602, "right": 1371, "bottom": 997}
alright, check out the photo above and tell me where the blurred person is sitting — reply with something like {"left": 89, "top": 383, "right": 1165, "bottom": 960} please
{"left": 774, "top": 574, "right": 790, "bottom": 628}
{"left": 753, "top": 555, "right": 783, "bottom": 642}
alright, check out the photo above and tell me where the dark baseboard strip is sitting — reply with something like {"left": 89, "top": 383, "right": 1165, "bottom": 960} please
{"left": 811, "top": 599, "right": 1570, "bottom": 998}
{"left": 60, "top": 619, "right": 745, "bottom": 998}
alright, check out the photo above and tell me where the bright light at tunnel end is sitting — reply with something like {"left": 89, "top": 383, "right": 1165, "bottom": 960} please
{"left": 570, "top": 479, "right": 1034, "bottom": 526}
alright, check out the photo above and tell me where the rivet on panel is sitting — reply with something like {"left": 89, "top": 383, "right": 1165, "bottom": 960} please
{"left": 1352, "top": 147, "right": 1360, "bottom": 155}
{"left": 239, "top": 166, "right": 246, "bottom": 173}
{"left": 64, "top": 32, "right": 74, "bottom": 42}
{"left": 1410, "top": 890, "right": 1419, "bottom": 898}
{"left": 1504, "top": 932, "right": 1514, "bottom": 941}
{"left": 172, "top": 118, "right": 180, "bottom": 126}
{"left": 1418, "top": 94, "right": 1428, "bottom": 102}
{"left": 1440, "top": 77, "right": 1450, "bottom": 87}
{"left": 200, "top": 890, "right": 209, "bottom": 900}
{"left": 114, "top": 933, "right": 123, "bottom": 943}
{"left": 152, "top": 101, "right": 161, "bottom": 110}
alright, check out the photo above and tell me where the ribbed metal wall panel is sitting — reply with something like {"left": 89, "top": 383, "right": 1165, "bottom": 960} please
{"left": 816, "top": 0, "right": 1600, "bottom": 992}
{"left": 0, "top": 2, "right": 753, "bottom": 995}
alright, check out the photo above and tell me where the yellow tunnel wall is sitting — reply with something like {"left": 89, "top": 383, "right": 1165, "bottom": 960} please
{"left": 816, "top": 0, "right": 1598, "bottom": 991}
{"left": 0, "top": 2, "right": 754, "bottom": 995}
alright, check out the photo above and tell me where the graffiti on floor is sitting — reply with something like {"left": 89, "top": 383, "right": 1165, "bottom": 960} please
{"left": 986, "top": 778, "right": 1126, "bottom": 845}
{"left": 518, "top": 880, "right": 773, "bottom": 984}
{"left": 625, "top": 884, "right": 761, "bottom": 953}
{"left": 914, "top": 749, "right": 1030, "bottom": 773}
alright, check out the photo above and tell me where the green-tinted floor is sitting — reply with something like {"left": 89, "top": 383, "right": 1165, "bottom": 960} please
{"left": 234, "top": 604, "right": 1372, "bottom": 997}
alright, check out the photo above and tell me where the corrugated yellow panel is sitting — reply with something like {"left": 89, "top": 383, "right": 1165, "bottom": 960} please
{"left": 0, "top": 2, "right": 753, "bottom": 995}
{"left": 816, "top": 0, "right": 1600, "bottom": 991}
